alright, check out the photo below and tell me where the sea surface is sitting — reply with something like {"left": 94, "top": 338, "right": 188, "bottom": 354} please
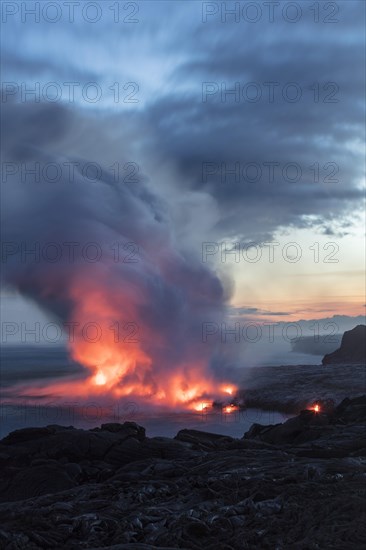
{"left": 0, "top": 346, "right": 291, "bottom": 438}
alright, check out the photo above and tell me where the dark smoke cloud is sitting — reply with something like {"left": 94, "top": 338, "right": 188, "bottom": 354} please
{"left": 1, "top": 101, "right": 231, "bottom": 381}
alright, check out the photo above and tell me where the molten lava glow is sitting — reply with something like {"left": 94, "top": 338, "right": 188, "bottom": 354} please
{"left": 94, "top": 371, "right": 107, "bottom": 386}
{"left": 194, "top": 402, "right": 212, "bottom": 412}
{"left": 55, "top": 274, "right": 238, "bottom": 409}
{"left": 223, "top": 404, "right": 238, "bottom": 414}
{"left": 309, "top": 404, "right": 320, "bottom": 413}
{"left": 221, "top": 385, "right": 235, "bottom": 395}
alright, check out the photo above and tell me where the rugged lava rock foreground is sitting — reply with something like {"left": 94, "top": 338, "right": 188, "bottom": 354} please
{"left": 0, "top": 397, "right": 365, "bottom": 550}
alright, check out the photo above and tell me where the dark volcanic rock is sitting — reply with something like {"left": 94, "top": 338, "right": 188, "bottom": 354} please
{"left": 240, "top": 363, "right": 365, "bottom": 414}
{"left": 0, "top": 398, "right": 365, "bottom": 549}
{"left": 334, "top": 395, "right": 366, "bottom": 423}
{"left": 175, "top": 428, "right": 234, "bottom": 450}
{"left": 244, "top": 409, "right": 330, "bottom": 445}
{"left": 244, "top": 396, "right": 366, "bottom": 456}
{"left": 97, "top": 422, "right": 146, "bottom": 439}
{"left": 0, "top": 463, "right": 76, "bottom": 502}
{"left": 0, "top": 425, "right": 59, "bottom": 444}
{"left": 0, "top": 421, "right": 154, "bottom": 504}
{"left": 0, "top": 421, "right": 148, "bottom": 466}
{"left": 322, "top": 324, "right": 366, "bottom": 365}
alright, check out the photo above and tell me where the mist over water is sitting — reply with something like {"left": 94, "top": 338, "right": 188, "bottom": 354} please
{"left": 0, "top": 346, "right": 291, "bottom": 438}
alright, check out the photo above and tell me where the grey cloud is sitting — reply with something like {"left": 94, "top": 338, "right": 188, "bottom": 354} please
{"left": 140, "top": 8, "right": 365, "bottom": 241}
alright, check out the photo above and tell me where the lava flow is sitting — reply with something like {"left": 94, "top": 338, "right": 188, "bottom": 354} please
{"left": 79, "top": 344, "right": 238, "bottom": 410}
{"left": 49, "top": 252, "right": 239, "bottom": 410}
{"left": 68, "top": 328, "right": 237, "bottom": 410}
{"left": 223, "top": 404, "right": 239, "bottom": 414}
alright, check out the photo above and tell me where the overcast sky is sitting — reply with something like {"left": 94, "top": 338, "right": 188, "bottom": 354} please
{"left": 1, "top": 0, "right": 365, "bottom": 339}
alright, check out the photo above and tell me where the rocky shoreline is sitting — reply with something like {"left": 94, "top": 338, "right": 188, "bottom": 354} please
{"left": 0, "top": 396, "right": 365, "bottom": 549}
{"left": 239, "top": 363, "right": 366, "bottom": 413}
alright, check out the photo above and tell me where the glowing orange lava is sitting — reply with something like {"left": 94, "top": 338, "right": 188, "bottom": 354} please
{"left": 23, "top": 270, "right": 238, "bottom": 410}
{"left": 309, "top": 404, "right": 320, "bottom": 413}
{"left": 221, "top": 385, "right": 235, "bottom": 396}
{"left": 223, "top": 404, "right": 239, "bottom": 414}
{"left": 194, "top": 402, "right": 212, "bottom": 412}
{"left": 94, "top": 371, "right": 107, "bottom": 386}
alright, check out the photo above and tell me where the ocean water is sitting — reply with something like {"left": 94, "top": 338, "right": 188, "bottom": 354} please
{"left": 0, "top": 346, "right": 290, "bottom": 439}
{"left": 0, "top": 400, "right": 290, "bottom": 439}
